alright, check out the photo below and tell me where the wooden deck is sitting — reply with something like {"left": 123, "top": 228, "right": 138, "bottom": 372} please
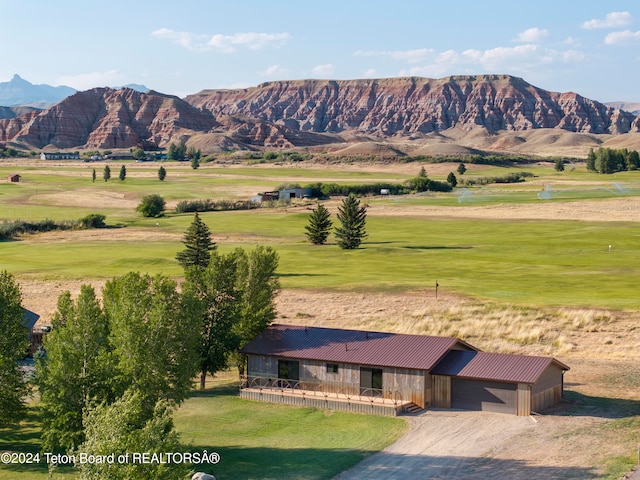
{"left": 239, "top": 386, "right": 412, "bottom": 416}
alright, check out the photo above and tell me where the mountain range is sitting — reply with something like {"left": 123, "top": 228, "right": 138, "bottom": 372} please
{"left": 2, "top": 74, "right": 640, "bottom": 157}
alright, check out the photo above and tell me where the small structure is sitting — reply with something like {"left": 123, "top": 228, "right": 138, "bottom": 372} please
{"left": 278, "top": 187, "right": 313, "bottom": 201}
{"left": 40, "top": 152, "right": 80, "bottom": 160}
{"left": 8, "top": 174, "right": 21, "bottom": 182}
{"left": 240, "top": 324, "right": 569, "bottom": 416}
{"left": 21, "top": 308, "right": 44, "bottom": 357}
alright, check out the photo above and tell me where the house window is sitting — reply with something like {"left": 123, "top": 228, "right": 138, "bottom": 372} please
{"left": 326, "top": 363, "right": 339, "bottom": 374}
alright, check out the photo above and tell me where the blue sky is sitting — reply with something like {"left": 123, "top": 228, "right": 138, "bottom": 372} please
{"left": 1, "top": 1, "right": 639, "bottom": 102}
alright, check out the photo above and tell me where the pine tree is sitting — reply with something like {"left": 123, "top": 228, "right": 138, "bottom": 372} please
{"left": 305, "top": 204, "right": 332, "bottom": 245}
{"left": 334, "top": 195, "right": 367, "bottom": 250}
{"left": 457, "top": 162, "right": 467, "bottom": 175}
{"left": 92, "top": 168, "right": 96, "bottom": 183}
{"left": 103, "top": 165, "right": 111, "bottom": 182}
{"left": 175, "top": 212, "right": 216, "bottom": 269}
{"left": 119, "top": 164, "right": 126, "bottom": 181}
{"left": 158, "top": 166, "right": 167, "bottom": 181}
{"left": 447, "top": 172, "right": 458, "bottom": 187}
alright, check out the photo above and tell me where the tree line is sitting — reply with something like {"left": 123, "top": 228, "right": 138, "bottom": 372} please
{"left": 586, "top": 147, "right": 640, "bottom": 174}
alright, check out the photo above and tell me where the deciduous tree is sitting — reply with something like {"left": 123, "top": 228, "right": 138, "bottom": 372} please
{"left": 77, "top": 390, "right": 189, "bottom": 480}
{"left": 102, "top": 272, "right": 199, "bottom": 414}
{"left": 136, "top": 194, "right": 165, "bottom": 217}
{"left": 0, "top": 271, "right": 29, "bottom": 425}
{"left": 37, "top": 285, "right": 111, "bottom": 451}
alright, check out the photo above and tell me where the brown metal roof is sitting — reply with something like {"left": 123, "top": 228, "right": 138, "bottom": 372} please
{"left": 431, "top": 350, "right": 570, "bottom": 384}
{"left": 241, "top": 324, "right": 476, "bottom": 371}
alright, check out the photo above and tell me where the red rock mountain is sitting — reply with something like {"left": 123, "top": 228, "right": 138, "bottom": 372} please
{"left": 1, "top": 75, "right": 638, "bottom": 151}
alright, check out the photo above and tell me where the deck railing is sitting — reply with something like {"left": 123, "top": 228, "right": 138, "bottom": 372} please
{"left": 240, "top": 375, "right": 404, "bottom": 406}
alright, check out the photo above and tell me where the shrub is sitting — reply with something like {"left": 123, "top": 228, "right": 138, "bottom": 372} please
{"left": 136, "top": 195, "right": 166, "bottom": 218}
{"left": 79, "top": 214, "right": 107, "bottom": 229}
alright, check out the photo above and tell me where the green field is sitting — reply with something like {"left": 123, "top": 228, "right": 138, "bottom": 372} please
{"left": 1, "top": 161, "right": 640, "bottom": 308}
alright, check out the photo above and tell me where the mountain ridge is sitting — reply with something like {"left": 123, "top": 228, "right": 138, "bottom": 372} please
{"left": 2, "top": 75, "right": 640, "bottom": 156}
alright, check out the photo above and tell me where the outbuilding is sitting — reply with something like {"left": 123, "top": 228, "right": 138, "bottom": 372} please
{"left": 8, "top": 174, "right": 21, "bottom": 182}
{"left": 240, "top": 324, "right": 569, "bottom": 416}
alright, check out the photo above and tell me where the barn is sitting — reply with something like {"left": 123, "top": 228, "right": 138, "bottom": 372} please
{"left": 240, "top": 324, "right": 569, "bottom": 416}
{"left": 8, "top": 174, "right": 21, "bottom": 182}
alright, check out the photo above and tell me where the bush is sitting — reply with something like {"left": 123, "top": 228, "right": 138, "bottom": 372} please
{"left": 136, "top": 195, "right": 166, "bottom": 218}
{"left": 79, "top": 214, "right": 107, "bottom": 229}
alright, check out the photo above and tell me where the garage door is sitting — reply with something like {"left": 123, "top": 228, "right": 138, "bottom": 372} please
{"left": 451, "top": 378, "right": 516, "bottom": 414}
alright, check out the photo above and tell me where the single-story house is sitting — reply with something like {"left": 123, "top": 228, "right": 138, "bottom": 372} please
{"left": 40, "top": 152, "right": 80, "bottom": 160}
{"left": 8, "top": 174, "right": 21, "bottom": 182}
{"left": 240, "top": 324, "right": 569, "bottom": 416}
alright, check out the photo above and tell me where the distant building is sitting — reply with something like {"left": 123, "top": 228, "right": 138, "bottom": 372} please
{"left": 8, "top": 173, "right": 21, "bottom": 182}
{"left": 22, "top": 308, "right": 45, "bottom": 357}
{"left": 251, "top": 188, "right": 313, "bottom": 204}
{"left": 40, "top": 152, "right": 80, "bottom": 160}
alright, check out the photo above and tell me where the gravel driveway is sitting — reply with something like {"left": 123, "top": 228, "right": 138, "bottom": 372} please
{"left": 333, "top": 410, "right": 536, "bottom": 480}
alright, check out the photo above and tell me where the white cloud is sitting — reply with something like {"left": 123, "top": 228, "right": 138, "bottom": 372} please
{"left": 150, "top": 28, "right": 210, "bottom": 52}
{"left": 399, "top": 44, "right": 584, "bottom": 78}
{"left": 311, "top": 64, "right": 335, "bottom": 76}
{"left": 363, "top": 68, "right": 378, "bottom": 77}
{"left": 260, "top": 64, "right": 290, "bottom": 78}
{"left": 151, "top": 28, "right": 292, "bottom": 53}
{"left": 582, "top": 11, "right": 633, "bottom": 29}
{"left": 354, "top": 48, "right": 434, "bottom": 64}
{"left": 605, "top": 30, "right": 640, "bottom": 45}
{"left": 56, "top": 70, "right": 125, "bottom": 91}
{"left": 515, "top": 27, "right": 548, "bottom": 43}
{"left": 208, "top": 32, "right": 292, "bottom": 53}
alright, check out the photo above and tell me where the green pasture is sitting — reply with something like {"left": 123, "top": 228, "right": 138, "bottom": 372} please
{"left": 1, "top": 161, "right": 640, "bottom": 309}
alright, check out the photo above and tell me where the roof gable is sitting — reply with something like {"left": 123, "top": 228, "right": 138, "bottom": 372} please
{"left": 431, "top": 350, "right": 570, "bottom": 384}
{"left": 241, "top": 324, "right": 475, "bottom": 371}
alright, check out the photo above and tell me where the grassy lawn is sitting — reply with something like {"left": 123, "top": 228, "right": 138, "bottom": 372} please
{"left": 174, "top": 375, "right": 407, "bottom": 480}
{"left": 0, "top": 376, "right": 406, "bottom": 480}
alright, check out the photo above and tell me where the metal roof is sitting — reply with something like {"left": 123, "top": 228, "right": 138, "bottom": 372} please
{"left": 21, "top": 308, "right": 40, "bottom": 330}
{"left": 431, "top": 350, "right": 570, "bottom": 384}
{"left": 241, "top": 324, "right": 476, "bottom": 371}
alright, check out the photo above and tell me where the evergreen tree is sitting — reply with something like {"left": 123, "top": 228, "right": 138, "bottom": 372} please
{"left": 118, "top": 164, "right": 126, "bottom": 181}
{"left": 0, "top": 271, "right": 29, "bottom": 425}
{"left": 92, "top": 168, "right": 96, "bottom": 183}
{"left": 334, "top": 194, "right": 367, "bottom": 250}
{"left": 175, "top": 212, "right": 216, "bottom": 270}
{"left": 457, "top": 162, "right": 467, "bottom": 175}
{"left": 447, "top": 172, "right": 458, "bottom": 187}
{"left": 158, "top": 166, "right": 167, "bottom": 181}
{"left": 554, "top": 158, "right": 565, "bottom": 172}
{"left": 191, "top": 155, "right": 200, "bottom": 170}
{"left": 305, "top": 204, "right": 332, "bottom": 245}
{"left": 103, "top": 165, "right": 111, "bottom": 182}
{"left": 167, "top": 143, "right": 177, "bottom": 161}
{"left": 418, "top": 166, "right": 427, "bottom": 177}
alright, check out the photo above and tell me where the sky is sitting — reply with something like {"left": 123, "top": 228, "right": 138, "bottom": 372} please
{"left": 1, "top": 1, "right": 639, "bottom": 102}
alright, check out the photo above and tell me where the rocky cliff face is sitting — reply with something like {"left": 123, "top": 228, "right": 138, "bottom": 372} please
{"left": 0, "top": 88, "right": 218, "bottom": 149}
{"left": 185, "top": 75, "right": 639, "bottom": 137}
{"left": 1, "top": 75, "right": 637, "bottom": 151}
